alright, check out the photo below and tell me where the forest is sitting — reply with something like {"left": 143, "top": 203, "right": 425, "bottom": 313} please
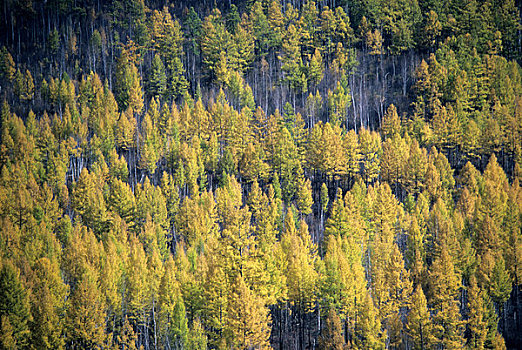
{"left": 0, "top": 0, "right": 521, "bottom": 349}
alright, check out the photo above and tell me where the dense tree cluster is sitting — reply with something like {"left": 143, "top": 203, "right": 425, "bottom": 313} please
{"left": 0, "top": 0, "right": 521, "bottom": 349}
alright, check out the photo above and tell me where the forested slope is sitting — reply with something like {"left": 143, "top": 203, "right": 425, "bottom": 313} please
{"left": 0, "top": 0, "right": 521, "bottom": 349}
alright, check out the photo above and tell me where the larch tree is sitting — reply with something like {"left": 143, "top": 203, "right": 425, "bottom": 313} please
{"left": 318, "top": 308, "right": 345, "bottom": 350}
{"left": 428, "top": 244, "right": 465, "bottom": 349}
{"left": 225, "top": 274, "right": 271, "bottom": 349}
{"left": 406, "top": 285, "right": 433, "bottom": 350}
{"left": 114, "top": 48, "right": 143, "bottom": 115}
{"left": 0, "top": 260, "right": 31, "bottom": 349}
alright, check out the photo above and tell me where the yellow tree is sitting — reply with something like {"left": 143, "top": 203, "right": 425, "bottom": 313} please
{"left": 354, "top": 291, "right": 386, "bottom": 349}
{"left": 158, "top": 256, "right": 188, "bottom": 349}
{"left": 65, "top": 263, "right": 107, "bottom": 348}
{"left": 281, "top": 213, "right": 317, "bottom": 346}
{"left": 296, "top": 175, "right": 313, "bottom": 217}
{"left": 138, "top": 100, "right": 161, "bottom": 175}
{"left": 381, "top": 104, "right": 401, "bottom": 140}
{"left": 320, "top": 234, "right": 366, "bottom": 343}
{"left": 225, "top": 274, "right": 271, "bottom": 349}
{"left": 406, "top": 285, "right": 432, "bottom": 350}
{"left": 467, "top": 275, "right": 488, "bottom": 349}
{"left": 358, "top": 128, "right": 381, "bottom": 183}
{"left": 30, "top": 257, "right": 68, "bottom": 350}
{"left": 428, "top": 244, "right": 465, "bottom": 349}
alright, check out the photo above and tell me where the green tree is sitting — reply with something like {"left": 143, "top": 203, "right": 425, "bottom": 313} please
{"left": 279, "top": 24, "right": 307, "bottom": 94}
{"left": 0, "top": 261, "right": 31, "bottom": 349}
{"left": 114, "top": 48, "right": 143, "bottom": 114}
{"left": 200, "top": 9, "right": 233, "bottom": 81}
{"left": 0, "top": 47, "right": 15, "bottom": 82}
{"left": 148, "top": 54, "right": 167, "bottom": 97}
{"left": 327, "top": 81, "right": 350, "bottom": 127}
{"left": 150, "top": 7, "right": 188, "bottom": 97}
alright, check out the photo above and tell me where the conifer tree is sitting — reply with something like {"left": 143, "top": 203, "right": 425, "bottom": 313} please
{"left": 467, "top": 275, "right": 488, "bottom": 349}
{"left": 318, "top": 308, "right": 345, "bottom": 350}
{"left": 114, "top": 48, "right": 143, "bottom": 114}
{"left": 148, "top": 54, "right": 167, "bottom": 97}
{"left": 0, "top": 261, "right": 31, "bottom": 349}
{"left": 428, "top": 244, "right": 465, "bottom": 349}
{"left": 225, "top": 274, "right": 271, "bottom": 349}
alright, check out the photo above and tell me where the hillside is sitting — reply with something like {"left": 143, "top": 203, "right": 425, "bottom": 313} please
{"left": 0, "top": 0, "right": 521, "bottom": 349}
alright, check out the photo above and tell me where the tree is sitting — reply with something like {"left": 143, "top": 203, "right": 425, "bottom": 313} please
{"left": 428, "top": 245, "right": 465, "bottom": 349}
{"left": 159, "top": 256, "right": 188, "bottom": 349}
{"left": 0, "top": 47, "right": 15, "bottom": 82}
{"left": 250, "top": 1, "right": 271, "bottom": 55}
{"left": 281, "top": 214, "right": 317, "bottom": 340}
{"left": 327, "top": 81, "right": 350, "bottom": 127}
{"left": 467, "top": 275, "right": 488, "bottom": 349}
{"left": 320, "top": 234, "right": 366, "bottom": 344}
{"left": 148, "top": 54, "right": 167, "bottom": 97}
{"left": 31, "top": 257, "right": 68, "bottom": 350}
{"left": 200, "top": 9, "right": 233, "bottom": 81}
{"left": 308, "top": 49, "right": 324, "bottom": 88}
{"left": 187, "top": 318, "right": 207, "bottom": 350}
{"left": 318, "top": 308, "right": 345, "bottom": 350}
{"left": 279, "top": 24, "right": 306, "bottom": 94}
{"left": 114, "top": 47, "right": 143, "bottom": 114}
{"left": 354, "top": 291, "right": 386, "bottom": 349}
{"left": 225, "top": 274, "right": 271, "bottom": 349}
{"left": 65, "top": 275, "right": 107, "bottom": 348}
{"left": 150, "top": 7, "right": 188, "bottom": 98}
{"left": 407, "top": 285, "right": 433, "bottom": 350}
{"left": 488, "top": 257, "right": 512, "bottom": 306}
{"left": 381, "top": 104, "right": 400, "bottom": 139}
{"left": 296, "top": 176, "right": 313, "bottom": 216}
{"left": 229, "top": 15, "right": 254, "bottom": 74}
{"left": 138, "top": 100, "right": 161, "bottom": 174}
{"left": 358, "top": 128, "right": 381, "bottom": 183}
{"left": 72, "top": 168, "right": 110, "bottom": 236}
{"left": 0, "top": 261, "right": 31, "bottom": 349}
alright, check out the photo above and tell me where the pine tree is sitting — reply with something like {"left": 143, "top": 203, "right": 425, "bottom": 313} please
{"left": 159, "top": 256, "right": 188, "bottom": 349}
{"left": 282, "top": 213, "right": 317, "bottom": 313}
{"left": 279, "top": 24, "right": 306, "bottom": 94}
{"left": 318, "top": 308, "right": 345, "bottom": 350}
{"left": 0, "top": 47, "right": 15, "bottom": 82}
{"left": 0, "top": 261, "right": 31, "bottom": 349}
{"left": 488, "top": 256, "right": 512, "bottom": 306}
{"left": 65, "top": 275, "right": 107, "bottom": 348}
{"left": 381, "top": 104, "right": 401, "bottom": 139}
{"left": 138, "top": 101, "right": 161, "bottom": 175}
{"left": 225, "top": 274, "right": 271, "bottom": 349}
{"left": 308, "top": 49, "right": 324, "bottom": 88}
{"left": 114, "top": 48, "right": 143, "bottom": 114}
{"left": 407, "top": 285, "right": 432, "bottom": 350}
{"left": 327, "top": 81, "right": 350, "bottom": 127}
{"left": 30, "top": 257, "right": 68, "bottom": 350}
{"left": 187, "top": 318, "right": 207, "bottom": 350}
{"left": 354, "top": 291, "right": 386, "bottom": 349}
{"left": 296, "top": 176, "right": 313, "bottom": 217}
{"left": 467, "top": 275, "right": 488, "bottom": 349}
{"left": 428, "top": 245, "right": 465, "bottom": 349}
{"left": 148, "top": 54, "right": 167, "bottom": 97}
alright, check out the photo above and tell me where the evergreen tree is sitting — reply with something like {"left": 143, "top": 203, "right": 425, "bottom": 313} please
{"left": 0, "top": 261, "right": 31, "bottom": 349}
